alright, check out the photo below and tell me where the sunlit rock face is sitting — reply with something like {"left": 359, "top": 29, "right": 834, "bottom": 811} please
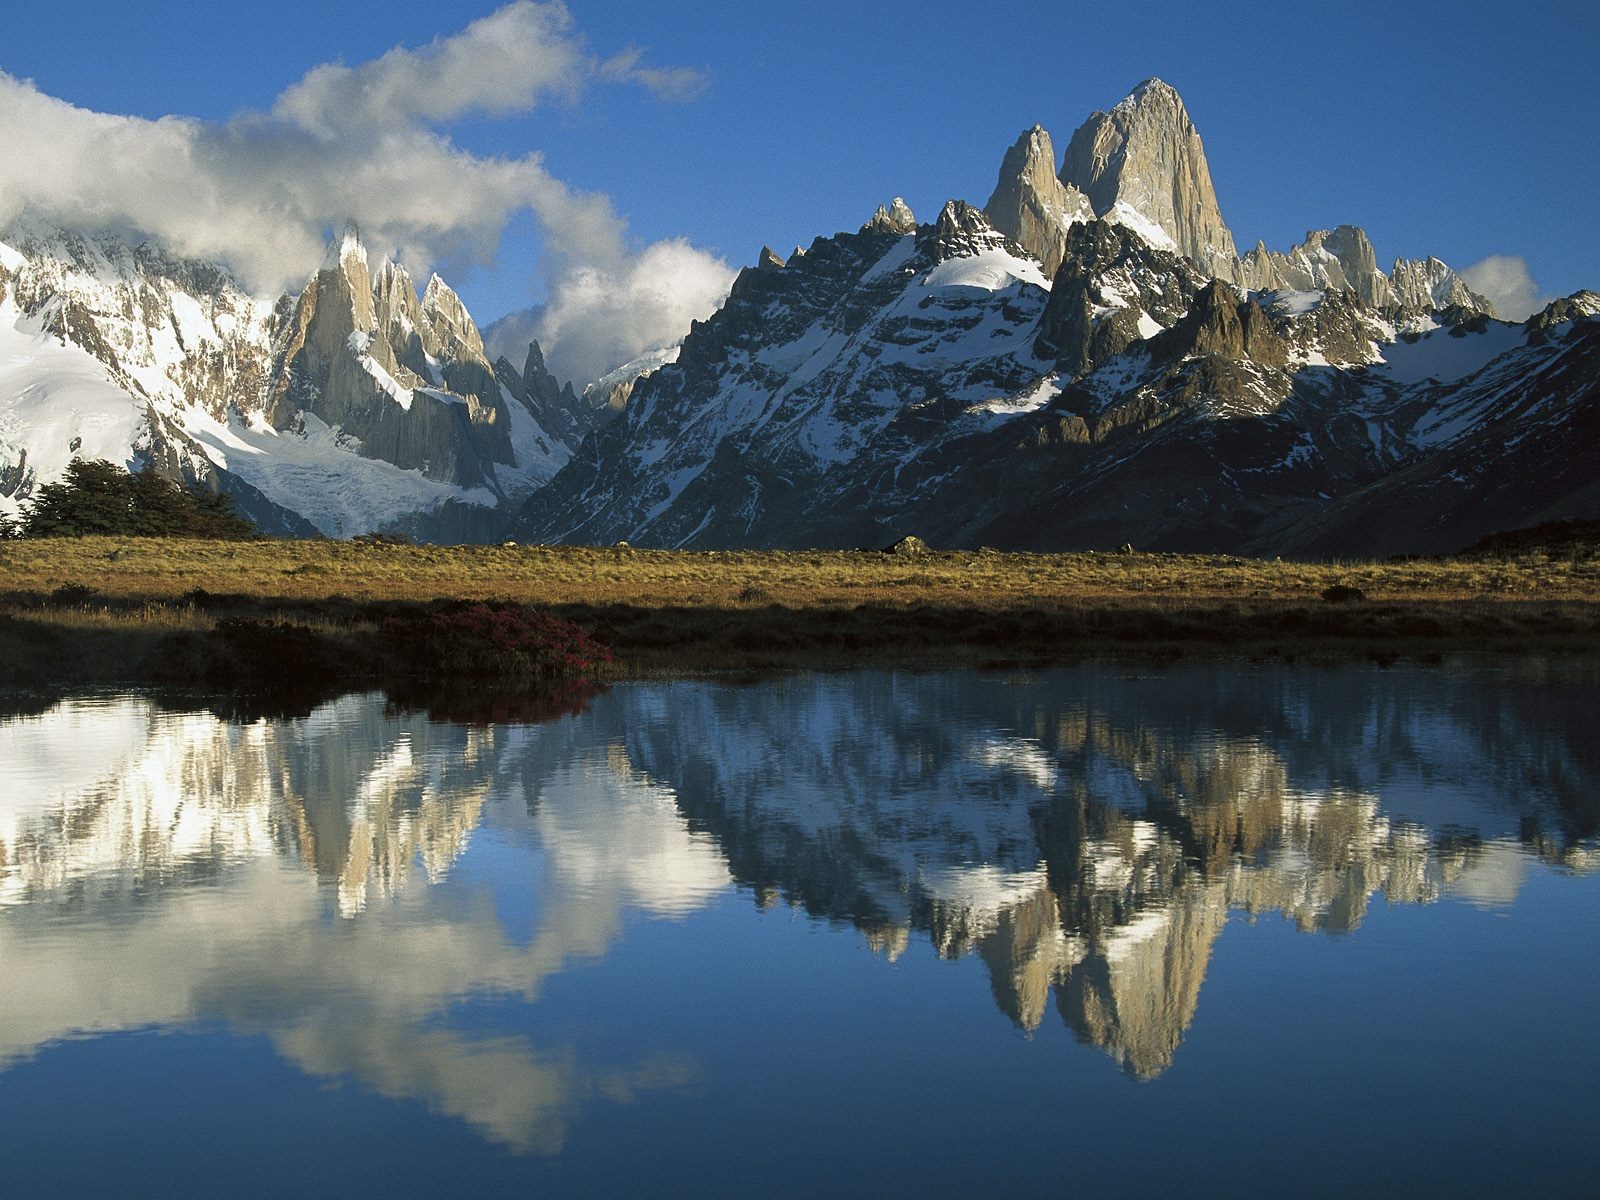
{"left": 0, "top": 659, "right": 1593, "bottom": 1143}
{"left": 1059, "top": 79, "right": 1241, "bottom": 284}
{"left": 984, "top": 125, "right": 1094, "bottom": 276}
{"left": 0, "top": 223, "right": 579, "bottom": 538}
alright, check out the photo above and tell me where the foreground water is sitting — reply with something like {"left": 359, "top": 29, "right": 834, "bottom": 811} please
{"left": 0, "top": 661, "right": 1596, "bottom": 1198}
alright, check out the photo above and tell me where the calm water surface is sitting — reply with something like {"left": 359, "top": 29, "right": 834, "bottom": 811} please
{"left": 1, "top": 661, "right": 1596, "bottom": 1198}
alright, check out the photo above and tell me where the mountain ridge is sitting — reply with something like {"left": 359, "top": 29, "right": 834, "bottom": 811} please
{"left": 3, "top": 79, "right": 1594, "bottom": 552}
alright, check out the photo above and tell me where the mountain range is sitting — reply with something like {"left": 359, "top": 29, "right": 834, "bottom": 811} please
{"left": 3, "top": 78, "right": 1595, "bottom": 552}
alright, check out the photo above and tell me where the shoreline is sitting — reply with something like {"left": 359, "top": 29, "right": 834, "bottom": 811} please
{"left": 2, "top": 537, "right": 1597, "bottom": 702}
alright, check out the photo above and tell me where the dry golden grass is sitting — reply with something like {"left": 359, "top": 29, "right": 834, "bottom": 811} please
{"left": 2, "top": 536, "right": 1597, "bottom": 690}
{"left": 1, "top": 536, "right": 1595, "bottom": 608}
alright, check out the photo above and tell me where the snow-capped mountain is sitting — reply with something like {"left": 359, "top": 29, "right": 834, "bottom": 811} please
{"left": 512, "top": 80, "right": 1597, "bottom": 553}
{"left": 0, "top": 223, "right": 582, "bottom": 537}
{"left": 3, "top": 78, "right": 1594, "bottom": 550}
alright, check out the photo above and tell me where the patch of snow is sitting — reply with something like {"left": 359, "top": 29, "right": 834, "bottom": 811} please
{"left": 180, "top": 407, "right": 488, "bottom": 537}
{"left": 1105, "top": 201, "right": 1177, "bottom": 252}
{"left": 1268, "top": 289, "right": 1325, "bottom": 316}
{"left": 0, "top": 242, "right": 26, "bottom": 273}
{"left": 974, "top": 373, "right": 1063, "bottom": 421}
{"left": 1375, "top": 322, "right": 1525, "bottom": 386}
{"left": 923, "top": 248, "right": 1050, "bottom": 293}
{"left": 0, "top": 301, "right": 147, "bottom": 519}
{"left": 861, "top": 235, "right": 919, "bottom": 283}
{"left": 1136, "top": 311, "right": 1164, "bottom": 339}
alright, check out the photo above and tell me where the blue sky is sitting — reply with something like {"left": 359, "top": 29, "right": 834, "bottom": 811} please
{"left": 2, "top": 0, "right": 1595, "bottom": 377}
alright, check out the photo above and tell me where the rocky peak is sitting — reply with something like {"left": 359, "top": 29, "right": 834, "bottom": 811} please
{"left": 323, "top": 221, "right": 369, "bottom": 275}
{"left": 933, "top": 200, "right": 1008, "bottom": 261}
{"left": 1241, "top": 224, "right": 1397, "bottom": 308}
{"left": 758, "top": 246, "right": 787, "bottom": 271}
{"left": 1524, "top": 291, "right": 1600, "bottom": 340}
{"left": 1320, "top": 226, "right": 1392, "bottom": 306}
{"left": 1390, "top": 256, "right": 1494, "bottom": 317}
{"left": 372, "top": 261, "right": 427, "bottom": 340}
{"left": 983, "top": 124, "right": 1094, "bottom": 275}
{"left": 1155, "top": 278, "right": 1287, "bottom": 368}
{"left": 420, "top": 273, "right": 484, "bottom": 357}
{"left": 1035, "top": 219, "right": 1209, "bottom": 376}
{"left": 864, "top": 197, "right": 918, "bottom": 235}
{"left": 1060, "top": 79, "right": 1241, "bottom": 283}
{"left": 524, "top": 339, "right": 550, "bottom": 380}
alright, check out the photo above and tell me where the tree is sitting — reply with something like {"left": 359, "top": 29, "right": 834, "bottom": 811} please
{"left": 19, "top": 459, "right": 256, "bottom": 539}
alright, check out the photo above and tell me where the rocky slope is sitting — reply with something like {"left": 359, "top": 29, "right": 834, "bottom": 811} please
{"left": 3, "top": 78, "right": 1591, "bottom": 550}
{"left": 1060, "top": 78, "right": 1241, "bottom": 282}
{"left": 0, "top": 224, "right": 583, "bottom": 537}
{"left": 513, "top": 80, "right": 1594, "bottom": 554}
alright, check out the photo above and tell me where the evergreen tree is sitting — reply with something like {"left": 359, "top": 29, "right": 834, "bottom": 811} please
{"left": 19, "top": 460, "right": 256, "bottom": 539}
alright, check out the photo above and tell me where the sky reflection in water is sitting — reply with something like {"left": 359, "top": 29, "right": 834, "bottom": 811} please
{"left": 0, "top": 661, "right": 1596, "bottom": 1198}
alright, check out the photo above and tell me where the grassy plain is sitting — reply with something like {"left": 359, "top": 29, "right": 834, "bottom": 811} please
{"left": 1, "top": 536, "right": 1597, "bottom": 690}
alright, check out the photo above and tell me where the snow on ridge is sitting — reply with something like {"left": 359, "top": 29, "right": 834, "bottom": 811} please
{"left": 1374, "top": 322, "right": 1525, "bottom": 387}
{"left": 0, "top": 242, "right": 25, "bottom": 273}
{"left": 923, "top": 247, "right": 1050, "bottom": 294}
{"left": 1105, "top": 201, "right": 1177, "bottom": 252}
{"left": 861, "top": 235, "right": 919, "bottom": 284}
{"left": 587, "top": 345, "right": 680, "bottom": 400}
{"left": 355, "top": 351, "right": 415, "bottom": 411}
{"left": 0, "top": 301, "right": 148, "bottom": 521}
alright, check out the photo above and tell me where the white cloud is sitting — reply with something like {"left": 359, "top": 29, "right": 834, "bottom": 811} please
{"left": 0, "top": 1, "right": 724, "bottom": 384}
{"left": 491, "top": 239, "right": 734, "bottom": 388}
{"left": 1460, "top": 255, "right": 1553, "bottom": 321}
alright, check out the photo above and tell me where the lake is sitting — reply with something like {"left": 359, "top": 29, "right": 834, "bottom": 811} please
{"left": 1, "top": 660, "right": 1596, "bottom": 1198}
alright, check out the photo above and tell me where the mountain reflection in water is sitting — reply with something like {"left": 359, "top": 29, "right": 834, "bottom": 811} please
{"left": 0, "top": 660, "right": 1595, "bottom": 1161}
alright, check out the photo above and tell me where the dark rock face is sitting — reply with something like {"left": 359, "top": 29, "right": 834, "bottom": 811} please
{"left": 514, "top": 193, "right": 1600, "bottom": 557}
{"left": 1153, "top": 281, "right": 1287, "bottom": 369}
{"left": 1035, "top": 220, "right": 1207, "bottom": 376}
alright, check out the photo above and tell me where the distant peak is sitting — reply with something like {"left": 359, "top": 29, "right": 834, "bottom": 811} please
{"left": 421, "top": 272, "right": 461, "bottom": 310}
{"left": 864, "top": 197, "right": 917, "bottom": 236}
{"left": 1007, "top": 124, "right": 1056, "bottom": 162}
{"left": 1129, "top": 77, "right": 1179, "bottom": 102}
{"left": 322, "top": 221, "right": 367, "bottom": 272}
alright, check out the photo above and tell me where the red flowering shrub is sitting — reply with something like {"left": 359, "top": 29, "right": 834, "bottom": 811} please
{"left": 384, "top": 603, "right": 615, "bottom": 682}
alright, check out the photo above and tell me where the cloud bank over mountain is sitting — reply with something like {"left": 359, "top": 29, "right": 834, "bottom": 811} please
{"left": 1460, "top": 255, "right": 1552, "bottom": 321}
{"left": 0, "top": 1, "right": 730, "bottom": 385}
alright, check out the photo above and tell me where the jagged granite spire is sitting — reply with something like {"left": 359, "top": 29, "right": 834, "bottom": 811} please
{"left": 864, "top": 197, "right": 917, "bottom": 235}
{"left": 983, "top": 125, "right": 1094, "bottom": 275}
{"left": 1060, "top": 79, "right": 1241, "bottom": 283}
{"left": 1240, "top": 225, "right": 1397, "bottom": 307}
{"left": 1390, "top": 256, "right": 1495, "bottom": 316}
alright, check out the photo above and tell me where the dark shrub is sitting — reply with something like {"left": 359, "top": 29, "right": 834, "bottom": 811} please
{"left": 1321, "top": 584, "right": 1367, "bottom": 603}
{"left": 214, "top": 618, "right": 344, "bottom": 686}
{"left": 49, "top": 583, "right": 103, "bottom": 607}
{"left": 384, "top": 603, "right": 614, "bottom": 682}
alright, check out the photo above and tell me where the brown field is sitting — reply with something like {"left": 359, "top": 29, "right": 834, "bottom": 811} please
{"left": 1, "top": 536, "right": 1598, "bottom": 691}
